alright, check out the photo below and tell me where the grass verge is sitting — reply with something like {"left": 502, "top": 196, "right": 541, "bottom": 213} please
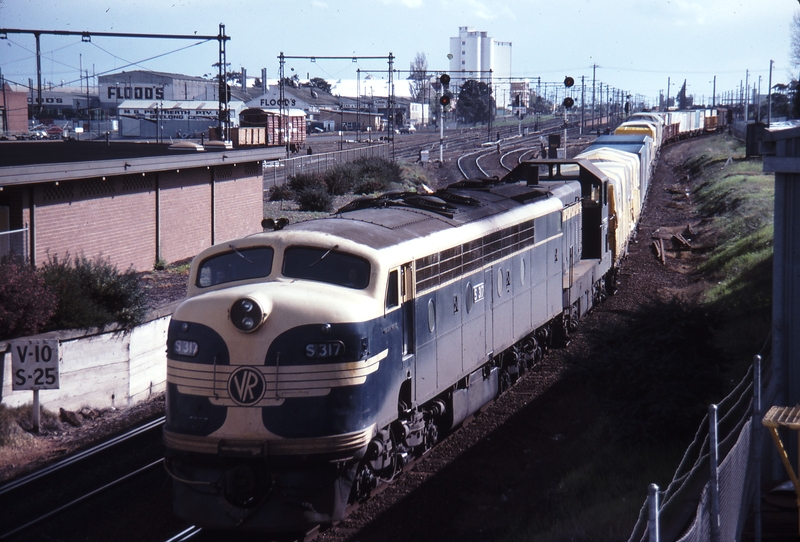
{"left": 502, "top": 133, "right": 772, "bottom": 541}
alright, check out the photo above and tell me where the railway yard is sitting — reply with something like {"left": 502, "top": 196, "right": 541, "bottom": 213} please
{"left": 0, "top": 123, "right": 753, "bottom": 541}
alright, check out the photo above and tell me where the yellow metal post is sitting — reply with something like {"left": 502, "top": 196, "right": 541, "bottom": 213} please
{"left": 762, "top": 405, "right": 800, "bottom": 535}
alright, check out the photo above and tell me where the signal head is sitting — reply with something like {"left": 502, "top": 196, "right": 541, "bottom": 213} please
{"left": 562, "top": 97, "right": 575, "bottom": 109}
{"left": 564, "top": 76, "right": 575, "bottom": 88}
{"left": 440, "top": 73, "right": 451, "bottom": 87}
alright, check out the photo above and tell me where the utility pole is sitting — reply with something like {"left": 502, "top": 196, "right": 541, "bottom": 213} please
{"left": 768, "top": 59, "right": 774, "bottom": 126}
{"left": 581, "top": 75, "right": 585, "bottom": 135}
{"left": 757, "top": 75, "right": 762, "bottom": 122}
{"left": 666, "top": 77, "right": 671, "bottom": 110}
{"left": 592, "top": 64, "right": 597, "bottom": 134}
{"left": 712, "top": 75, "right": 716, "bottom": 108}
{"left": 744, "top": 69, "right": 750, "bottom": 122}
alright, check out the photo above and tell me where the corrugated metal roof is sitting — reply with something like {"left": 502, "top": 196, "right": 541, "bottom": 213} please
{"left": 0, "top": 141, "right": 285, "bottom": 185}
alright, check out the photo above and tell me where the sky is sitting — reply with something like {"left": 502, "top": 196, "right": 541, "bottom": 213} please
{"left": 1, "top": 0, "right": 797, "bottom": 106}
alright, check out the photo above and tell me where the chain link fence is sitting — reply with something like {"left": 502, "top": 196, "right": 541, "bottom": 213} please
{"left": 628, "top": 355, "right": 778, "bottom": 542}
{"left": 262, "top": 143, "right": 389, "bottom": 188}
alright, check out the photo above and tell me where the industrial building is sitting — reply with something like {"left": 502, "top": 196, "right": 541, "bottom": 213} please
{"left": 0, "top": 140, "right": 284, "bottom": 272}
{"left": 449, "top": 26, "right": 513, "bottom": 110}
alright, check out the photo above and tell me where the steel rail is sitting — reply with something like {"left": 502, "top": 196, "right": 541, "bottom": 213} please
{"left": 164, "top": 525, "right": 203, "bottom": 542}
{"left": 0, "top": 415, "right": 165, "bottom": 496}
{"left": 1, "top": 458, "right": 163, "bottom": 539}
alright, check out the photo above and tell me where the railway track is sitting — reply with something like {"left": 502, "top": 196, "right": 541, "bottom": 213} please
{"left": 0, "top": 415, "right": 186, "bottom": 541}
{"left": 262, "top": 117, "right": 563, "bottom": 192}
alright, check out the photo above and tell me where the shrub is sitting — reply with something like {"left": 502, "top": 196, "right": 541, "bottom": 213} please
{"left": 268, "top": 183, "right": 294, "bottom": 201}
{"left": 324, "top": 163, "right": 359, "bottom": 195}
{"left": 353, "top": 178, "right": 388, "bottom": 195}
{"left": 39, "top": 253, "right": 148, "bottom": 331}
{"left": 0, "top": 255, "right": 56, "bottom": 340}
{"left": 296, "top": 187, "right": 333, "bottom": 212}
{"left": 353, "top": 156, "right": 402, "bottom": 186}
{"left": 288, "top": 172, "right": 327, "bottom": 194}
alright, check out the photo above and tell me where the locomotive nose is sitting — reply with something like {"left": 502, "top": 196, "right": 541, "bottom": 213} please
{"left": 230, "top": 295, "right": 273, "bottom": 332}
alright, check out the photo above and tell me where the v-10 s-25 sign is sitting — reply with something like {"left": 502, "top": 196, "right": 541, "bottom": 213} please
{"left": 10, "top": 339, "right": 60, "bottom": 391}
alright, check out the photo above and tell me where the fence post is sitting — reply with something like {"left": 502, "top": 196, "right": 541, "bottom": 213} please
{"left": 710, "top": 404, "right": 721, "bottom": 542}
{"left": 648, "top": 483, "right": 660, "bottom": 542}
{"left": 753, "top": 355, "right": 762, "bottom": 542}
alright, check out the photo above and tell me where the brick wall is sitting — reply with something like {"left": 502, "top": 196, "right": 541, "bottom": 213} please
{"left": 35, "top": 174, "right": 157, "bottom": 270}
{"left": 14, "top": 161, "right": 264, "bottom": 272}
{"left": 159, "top": 169, "right": 212, "bottom": 264}
{"left": 213, "top": 161, "right": 263, "bottom": 244}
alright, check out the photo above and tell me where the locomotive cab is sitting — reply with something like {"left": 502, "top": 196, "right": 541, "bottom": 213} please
{"left": 164, "top": 233, "right": 409, "bottom": 531}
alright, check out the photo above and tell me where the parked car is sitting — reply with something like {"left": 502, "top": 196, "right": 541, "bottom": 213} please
{"left": 399, "top": 124, "right": 416, "bottom": 134}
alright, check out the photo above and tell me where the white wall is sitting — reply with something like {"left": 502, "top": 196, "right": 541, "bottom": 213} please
{"left": 1, "top": 307, "right": 173, "bottom": 412}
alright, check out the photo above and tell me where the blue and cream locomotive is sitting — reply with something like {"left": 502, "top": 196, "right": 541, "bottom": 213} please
{"left": 164, "top": 139, "right": 653, "bottom": 531}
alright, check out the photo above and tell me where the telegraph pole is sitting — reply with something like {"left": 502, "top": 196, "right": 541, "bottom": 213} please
{"left": 744, "top": 70, "right": 749, "bottom": 121}
{"left": 666, "top": 77, "right": 671, "bottom": 110}
{"left": 592, "top": 64, "right": 597, "bottom": 135}
{"left": 768, "top": 60, "right": 774, "bottom": 126}
{"left": 580, "top": 75, "right": 585, "bottom": 135}
{"left": 712, "top": 75, "right": 716, "bottom": 108}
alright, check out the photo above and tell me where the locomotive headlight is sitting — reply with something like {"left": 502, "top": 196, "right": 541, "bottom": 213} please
{"left": 230, "top": 297, "right": 267, "bottom": 332}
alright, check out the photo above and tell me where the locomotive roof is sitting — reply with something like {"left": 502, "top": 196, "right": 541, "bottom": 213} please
{"left": 280, "top": 179, "right": 564, "bottom": 251}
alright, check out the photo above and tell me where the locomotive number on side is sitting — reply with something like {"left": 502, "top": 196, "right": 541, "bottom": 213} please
{"left": 305, "top": 341, "right": 345, "bottom": 359}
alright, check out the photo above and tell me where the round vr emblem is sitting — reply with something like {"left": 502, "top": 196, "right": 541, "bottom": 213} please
{"left": 227, "top": 366, "right": 266, "bottom": 406}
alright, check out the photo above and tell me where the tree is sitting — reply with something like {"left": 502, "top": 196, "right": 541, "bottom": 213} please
{"left": 530, "top": 94, "right": 550, "bottom": 113}
{"left": 792, "top": 80, "right": 800, "bottom": 119}
{"left": 457, "top": 80, "right": 494, "bottom": 124}
{"left": 309, "top": 77, "right": 332, "bottom": 94}
{"left": 409, "top": 52, "right": 428, "bottom": 103}
{"left": 764, "top": 90, "right": 792, "bottom": 119}
{"left": 676, "top": 80, "right": 693, "bottom": 110}
{"left": 792, "top": 11, "right": 800, "bottom": 68}
{"left": 281, "top": 74, "right": 300, "bottom": 88}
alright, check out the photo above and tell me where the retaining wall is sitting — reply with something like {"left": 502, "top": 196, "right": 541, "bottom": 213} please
{"left": 0, "top": 302, "right": 178, "bottom": 412}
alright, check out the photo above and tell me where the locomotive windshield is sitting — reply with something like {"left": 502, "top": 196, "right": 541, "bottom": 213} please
{"left": 196, "top": 246, "right": 274, "bottom": 287}
{"left": 283, "top": 246, "right": 370, "bottom": 289}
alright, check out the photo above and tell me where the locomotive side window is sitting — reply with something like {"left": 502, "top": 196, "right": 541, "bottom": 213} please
{"left": 283, "top": 246, "right": 370, "bottom": 289}
{"left": 196, "top": 246, "right": 274, "bottom": 288}
{"left": 386, "top": 269, "right": 399, "bottom": 309}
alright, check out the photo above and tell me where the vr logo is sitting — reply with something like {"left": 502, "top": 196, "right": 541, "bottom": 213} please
{"left": 228, "top": 366, "right": 266, "bottom": 406}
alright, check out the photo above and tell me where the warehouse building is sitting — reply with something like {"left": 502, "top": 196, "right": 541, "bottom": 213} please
{"left": 0, "top": 140, "right": 284, "bottom": 272}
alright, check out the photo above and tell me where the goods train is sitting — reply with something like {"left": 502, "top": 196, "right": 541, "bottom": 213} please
{"left": 162, "top": 109, "right": 711, "bottom": 533}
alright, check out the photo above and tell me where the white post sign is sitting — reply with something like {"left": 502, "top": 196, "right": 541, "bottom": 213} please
{"left": 10, "top": 339, "right": 60, "bottom": 433}
{"left": 11, "top": 339, "right": 60, "bottom": 390}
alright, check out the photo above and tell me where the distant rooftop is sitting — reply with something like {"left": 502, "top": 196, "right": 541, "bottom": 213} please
{"left": 0, "top": 139, "right": 193, "bottom": 168}
{"left": 0, "top": 139, "right": 286, "bottom": 186}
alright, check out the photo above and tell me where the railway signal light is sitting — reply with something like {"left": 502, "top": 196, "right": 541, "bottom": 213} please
{"left": 440, "top": 93, "right": 452, "bottom": 111}
{"left": 564, "top": 76, "right": 574, "bottom": 88}
{"left": 440, "top": 73, "right": 451, "bottom": 87}
{"left": 562, "top": 97, "right": 575, "bottom": 109}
